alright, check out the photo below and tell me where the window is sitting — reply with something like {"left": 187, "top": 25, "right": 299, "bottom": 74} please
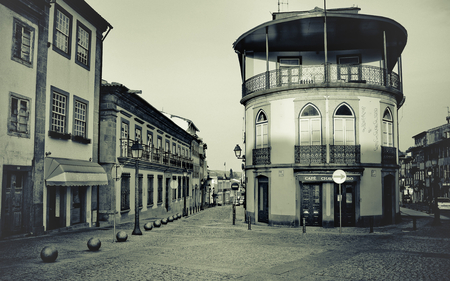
{"left": 334, "top": 104, "right": 355, "bottom": 145}
{"left": 147, "top": 132, "right": 153, "bottom": 155}
{"left": 337, "top": 55, "right": 361, "bottom": 81}
{"left": 157, "top": 175, "right": 163, "bottom": 203}
{"left": 12, "top": 18, "right": 34, "bottom": 67}
{"left": 299, "top": 104, "right": 321, "bottom": 145}
{"left": 135, "top": 126, "right": 142, "bottom": 143}
{"left": 147, "top": 175, "right": 154, "bottom": 206}
{"left": 279, "top": 57, "right": 301, "bottom": 85}
{"left": 255, "top": 110, "right": 269, "bottom": 148}
{"left": 8, "top": 93, "right": 30, "bottom": 138}
{"left": 165, "top": 140, "right": 170, "bottom": 153}
{"left": 50, "top": 87, "right": 69, "bottom": 134}
{"left": 121, "top": 120, "right": 129, "bottom": 157}
{"left": 382, "top": 108, "right": 393, "bottom": 147}
{"left": 73, "top": 97, "right": 88, "bottom": 138}
{"left": 178, "top": 177, "right": 182, "bottom": 199}
{"left": 121, "top": 173, "right": 130, "bottom": 211}
{"left": 157, "top": 136, "right": 162, "bottom": 151}
{"left": 76, "top": 21, "right": 90, "bottom": 69}
{"left": 172, "top": 177, "right": 177, "bottom": 201}
{"left": 53, "top": 5, "right": 72, "bottom": 58}
{"left": 172, "top": 143, "right": 177, "bottom": 155}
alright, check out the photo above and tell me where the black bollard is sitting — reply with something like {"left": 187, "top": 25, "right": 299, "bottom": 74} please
{"left": 233, "top": 204, "right": 236, "bottom": 225}
{"left": 248, "top": 216, "right": 251, "bottom": 230}
{"left": 302, "top": 218, "right": 306, "bottom": 233}
{"left": 413, "top": 217, "right": 417, "bottom": 231}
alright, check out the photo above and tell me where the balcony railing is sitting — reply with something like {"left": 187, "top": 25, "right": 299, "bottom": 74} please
{"left": 330, "top": 145, "right": 361, "bottom": 164}
{"left": 120, "top": 139, "right": 193, "bottom": 169}
{"left": 382, "top": 146, "right": 397, "bottom": 165}
{"left": 242, "top": 64, "right": 400, "bottom": 98}
{"left": 295, "top": 145, "right": 326, "bottom": 164}
{"left": 253, "top": 147, "right": 271, "bottom": 165}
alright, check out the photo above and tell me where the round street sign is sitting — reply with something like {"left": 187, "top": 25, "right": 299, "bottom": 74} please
{"left": 332, "top": 169, "right": 347, "bottom": 184}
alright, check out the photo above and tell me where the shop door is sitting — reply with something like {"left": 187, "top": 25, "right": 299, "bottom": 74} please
{"left": 383, "top": 175, "right": 394, "bottom": 224}
{"left": 258, "top": 177, "right": 269, "bottom": 223}
{"left": 301, "top": 184, "right": 322, "bottom": 226}
{"left": 70, "top": 186, "right": 84, "bottom": 225}
{"left": 335, "top": 183, "right": 355, "bottom": 227}
{"left": 2, "top": 172, "right": 25, "bottom": 236}
{"left": 48, "top": 186, "right": 62, "bottom": 230}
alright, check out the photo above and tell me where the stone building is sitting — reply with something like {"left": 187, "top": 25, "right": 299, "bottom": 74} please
{"left": 0, "top": 0, "right": 111, "bottom": 237}
{"left": 232, "top": 7, "right": 407, "bottom": 227}
{"left": 99, "top": 81, "right": 208, "bottom": 224}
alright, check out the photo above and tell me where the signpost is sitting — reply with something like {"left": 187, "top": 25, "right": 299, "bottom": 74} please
{"left": 332, "top": 169, "right": 346, "bottom": 234}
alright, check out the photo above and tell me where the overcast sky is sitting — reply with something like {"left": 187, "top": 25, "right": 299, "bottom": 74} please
{"left": 86, "top": 0, "right": 450, "bottom": 172}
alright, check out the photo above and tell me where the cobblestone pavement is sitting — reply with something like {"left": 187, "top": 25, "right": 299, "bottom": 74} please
{"left": 0, "top": 206, "right": 449, "bottom": 280}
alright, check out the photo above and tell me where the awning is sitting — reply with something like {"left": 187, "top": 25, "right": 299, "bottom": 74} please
{"left": 45, "top": 157, "right": 108, "bottom": 186}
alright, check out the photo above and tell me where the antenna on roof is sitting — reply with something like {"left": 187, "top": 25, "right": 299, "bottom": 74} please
{"left": 447, "top": 106, "right": 450, "bottom": 124}
{"left": 278, "top": 0, "right": 289, "bottom": 12}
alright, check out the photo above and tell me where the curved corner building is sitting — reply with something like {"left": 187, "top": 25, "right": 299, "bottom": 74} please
{"left": 233, "top": 7, "right": 407, "bottom": 227}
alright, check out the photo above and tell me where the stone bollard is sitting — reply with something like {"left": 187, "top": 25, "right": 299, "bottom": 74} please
{"left": 87, "top": 238, "right": 101, "bottom": 251}
{"left": 40, "top": 246, "right": 58, "bottom": 263}
{"left": 302, "top": 218, "right": 306, "bottom": 233}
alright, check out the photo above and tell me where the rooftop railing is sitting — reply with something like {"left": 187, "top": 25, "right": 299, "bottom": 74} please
{"left": 242, "top": 64, "right": 400, "bottom": 98}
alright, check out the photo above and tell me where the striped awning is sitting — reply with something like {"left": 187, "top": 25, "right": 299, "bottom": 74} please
{"left": 45, "top": 157, "right": 108, "bottom": 186}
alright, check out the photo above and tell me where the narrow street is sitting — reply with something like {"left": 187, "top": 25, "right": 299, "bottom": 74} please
{"left": 0, "top": 206, "right": 449, "bottom": 280}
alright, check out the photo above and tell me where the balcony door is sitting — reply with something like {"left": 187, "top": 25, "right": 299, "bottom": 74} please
{"left": 337, "top": 55, "right": 360, "bottom": 82}
{"left": 258, "top": 176, "right": 269, "bottom": 223}
{"left": 279, "top": 57, "right": 301, "bottom": 85}
{"left": 299, "top": 104, "right": 321, "bottom": 146}
{"left": 333, "top": 104, "right": 355, "bottom": 146}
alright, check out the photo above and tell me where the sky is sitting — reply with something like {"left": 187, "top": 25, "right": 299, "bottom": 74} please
{"left": 86, "top": 0, "right": 450, "bottom": 173}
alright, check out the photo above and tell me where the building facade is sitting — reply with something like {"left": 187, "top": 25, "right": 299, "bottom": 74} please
{"left": 406, "top": 116, "right": 450, "bottom": 203}
{"left": 99, "top": 81, "right": 208, "bottom": 224}
{"left": 0, "top": 0, "right": 111, "bottom": 237}
{"left": 232, "top": 7, "right": 407, "bottom": 227}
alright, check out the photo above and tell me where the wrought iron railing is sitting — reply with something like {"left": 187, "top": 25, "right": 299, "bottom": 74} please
{"left": 242, "top": 64, "right": 401, "bottom": 97}
{"left": 382, "top": 146, "right": 397, "bottom": 165}
{"left": 295, "top": 145, "right": 327, "bottom": 164}
{"left": 330, "top": 145, "right": 361, "bottom": 164}
{"left": 120, "top": 139, "right": 193, "bottom": 169}
{"left": 253, "top": 147, "right": 271, "bottom": 165}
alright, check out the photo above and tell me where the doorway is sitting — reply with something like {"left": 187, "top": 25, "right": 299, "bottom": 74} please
{"left": 1, "top": 171, "right": 26, "bottom": 236}
{"left": 165, "top": 178, "right": 170, "bottom": 212}
{"left": 301, "top": 183, "right": 322, "bottom": 226}
{"left": 48, "top": 186, "right": 63, "bottom": 230}
{"left": 334, "top": 183, "right": 355, "bottom": 227}
{"left": 383, "top": 175, "right": 394, "bottom": 224}
{"left": 258, "top": 176, "right": 269, "bottom": 223}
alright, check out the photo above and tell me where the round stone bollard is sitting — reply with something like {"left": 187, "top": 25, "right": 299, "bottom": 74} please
{"left": 154, "top": 219, "right": 162, "bottom": 227}
{"left": 161, "top": 218, "right": 168, "bottom": 224}
{"left": 87, "top": 237, "right": 101, "bottom": 251}
{"left": 144, "top": 222, "right": 153, "bottom": 231}
{"left": 168, "top": 216, "right": 173, "bottom": 222}
{"left": 173, "top": 214, "right": 178, "bottom": 220}
{"left": 116, "top": 231, "right": 128, "bottom": 242}
{"left": 177, "top": 213, "right": 181, "bottom": 219}
{"left": 40, "top": 246, "right": 58, "bottom": 263}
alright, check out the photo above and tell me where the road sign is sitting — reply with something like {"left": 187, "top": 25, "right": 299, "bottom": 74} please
{"left": 231, "top": 183, "right": 239, "bottom": 190}
{"left": 332, "top": 169, "right": 346, "bottom": 184}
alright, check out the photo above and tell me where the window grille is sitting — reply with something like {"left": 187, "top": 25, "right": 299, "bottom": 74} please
{"left": 55, "top": 9, "right": 70, "bottom": 53}
{"left": 77, "top": 26, "right": 89, "bottom": 65}
{"left": 74, "top": 100, "right": 86, "bottom": 137}
{"left": 51, "top": 91, "right": 66, "bottom": 133}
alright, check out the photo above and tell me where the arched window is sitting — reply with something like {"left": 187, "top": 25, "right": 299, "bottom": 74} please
{"left": 382, "top": 108, "right": 393, "bottom": 147}
{"left": 333, "top": 104, "right": 355, "bottom": 145}
{"left": 255, "top": 110, "right": 268, "bottom": 149}
{"left": 299, "top": 104, "right": 321, "bottom": 146}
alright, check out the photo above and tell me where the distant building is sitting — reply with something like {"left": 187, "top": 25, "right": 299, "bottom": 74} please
{"left": 0, "top": 0, "right": 111, "bottom": 237}
{"left": 99, "top": 81, "right": 208, "bottom": 223}
{"left": 406, "top": 116, "right": 450, "bottom": 203}
{"left": 232, "top": 7, "right": 407, "bottom": 227}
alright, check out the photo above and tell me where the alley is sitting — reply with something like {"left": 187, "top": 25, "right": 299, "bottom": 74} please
{"left": 0, "top": 206, "right": 449, "bottom": 280}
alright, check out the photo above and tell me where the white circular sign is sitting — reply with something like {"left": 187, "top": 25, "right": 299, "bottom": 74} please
{"left": 332, "top": 169, "right": 347, "bottom": 184}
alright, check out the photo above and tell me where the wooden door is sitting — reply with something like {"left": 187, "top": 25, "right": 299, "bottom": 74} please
{"left": 258, "top": 177, "right": 269, "bottom": 223}
{"left": 2, "top": 172, "right": 25, "bottom": 236}
{"left": 335, "top": 183, "right": 355, "bottom": 227}
{"left": 301, "top": 184, "right": 322, "bottom": 226}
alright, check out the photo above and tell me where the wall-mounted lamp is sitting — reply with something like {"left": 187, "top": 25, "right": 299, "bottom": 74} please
{"left": 234, "top": 144, "right": 245, "bottom": 160}
{"left": 45, "top": 152, "right": 51, "bottom": 157}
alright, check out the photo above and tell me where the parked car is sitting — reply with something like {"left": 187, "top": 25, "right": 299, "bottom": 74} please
{"left": 437, "top": 197, "right": 450, "bottom": 210}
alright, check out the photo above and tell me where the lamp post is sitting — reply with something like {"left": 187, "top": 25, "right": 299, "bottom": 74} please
{"left": 131, "top": 141, "right": 143, "bottom": 235}
{"left": 183, "top": 168, "right": 188, "bottom": 216}
{"left": 427, "top": 169, "right": 432, "bottom": 209}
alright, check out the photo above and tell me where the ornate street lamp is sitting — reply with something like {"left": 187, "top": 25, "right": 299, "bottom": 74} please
{"left": 131, "top": 141, "right": 143, "bottom": 235}
{"left": 234, "top": 144, "right": 245, "bottom": 159}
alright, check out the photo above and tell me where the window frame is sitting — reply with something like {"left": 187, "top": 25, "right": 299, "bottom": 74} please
{"left": 121, "top": 119, "right": 130, "bottom": 157}
{"left": 52, "top": 4, "right": 72, "bottom": 59}
{"left": 11, "top": 18, "right": 34, "bottom": 67}
{"left": 72, "top": 95, "right": 89, "bottom": 140}
{"left": 333, "top": 103, "right": 355, "bottom": 146}
{"left": 278, "top": 56, "right": 302, "bottom": 85}
{"left": 135, "top": 125, "right": 142, "bottom": 144}
{"left": 157, "top": 175, "right": 163, "bottom": 204}
{"left": 299, "top": 104, "right": 321, "bottom": 146}
{"left": 147, "top": 175, "right": 154, "bottom": 206}
{"left": 49, "top": 86, "right": 70, "bottom": 136}
{"left": 8, "top": 92, "right": 31, "bottom": 138}
{"left": 255, "top": 110, "right": 269, "bottom": 149}
{"left": 382, "top": 108, "right": 394, "bottom": 147}
{"left": 75, "top": 20, "right": 91, "bottom": 70}
{"left": 120, "top": 173, "right": 131, "bottom": 211}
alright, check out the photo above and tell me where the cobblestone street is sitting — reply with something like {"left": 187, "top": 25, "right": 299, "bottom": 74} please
{"left": 0, "top": 206, "right": 449, "bottom": 280}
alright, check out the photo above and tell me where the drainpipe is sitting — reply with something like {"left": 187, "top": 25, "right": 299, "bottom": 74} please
{"left": 383, "top": 31, "right": 388, "bottom": 86}
{"left": 265, "top": 26, "right": 270, "bottom": 90}
{"left": 323, "top": 0, "right": 328, "bottom": 82}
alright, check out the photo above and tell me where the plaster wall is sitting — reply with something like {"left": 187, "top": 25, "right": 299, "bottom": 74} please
{"left": 360, "top": 167, "right": 383, "bottom": 216}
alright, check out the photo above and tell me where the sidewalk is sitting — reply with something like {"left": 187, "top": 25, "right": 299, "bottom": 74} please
{"left": 400, "top": 206, "right": 450, "bottom": 220}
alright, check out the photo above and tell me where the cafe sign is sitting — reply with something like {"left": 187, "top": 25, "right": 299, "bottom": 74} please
{"left": 298, "top": 174, "right": 358, "bottom": 182}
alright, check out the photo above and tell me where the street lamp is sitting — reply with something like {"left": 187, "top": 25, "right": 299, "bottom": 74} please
{"left": 183, "top": 168, "right": 188, "bottom": 216}
{"left": 234, "top": 144, "right": 245, "bottom": 159}
{"left": 131, "top": 141, "right": 143, "bottom": 235}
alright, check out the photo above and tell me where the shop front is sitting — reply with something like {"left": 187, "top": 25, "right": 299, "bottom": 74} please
{"left": 297, "top": 173, "right": 360, "bottom": 227}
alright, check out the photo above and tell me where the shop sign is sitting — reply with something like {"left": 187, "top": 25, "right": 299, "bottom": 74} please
{"left": 298, "top": 175, "right": 358, "bottom": 182}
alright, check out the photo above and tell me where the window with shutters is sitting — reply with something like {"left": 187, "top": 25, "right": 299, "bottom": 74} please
{"left": 382, "top": 108, "right": 393, "bottom": 147}
{"left": 121, "top": 173, "right": 130, "bottom": 211}
{"left": 147, "top": 175, "right": 154, "bottom": 206}
{"left": 299, "top": 104, "right": 321, "bottom": 146}
{"left": 53, "top": 5, "right": 72, "bottom": 59}
{"left": 333, "top": 104, "right": 355, "bottom": 145}
{"left": 157, "top": 175, "right": 163, "bottom": 204}
{"left": 255, "top": 110, "right": 269, "bottom": 149}
{"left": 8, "top": 93, "right": 31, "bottom": 138}
{"left": 11, "top": 18, "right": 34, "bottom": 67}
